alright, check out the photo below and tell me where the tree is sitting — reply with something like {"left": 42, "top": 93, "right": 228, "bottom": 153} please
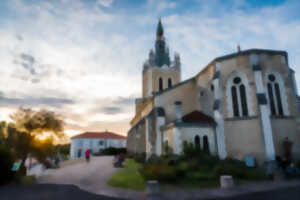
{"left": 8, "top": 107, "right": 65, "bottom": 175}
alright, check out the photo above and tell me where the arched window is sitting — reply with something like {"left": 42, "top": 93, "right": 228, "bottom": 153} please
{"left": 159, "top": 77, "right": 163, "bottom": 91}
{"left": 267, "top": 74, "right": 284, "bottom": 116}
{"left": 168, "top": 78, "right": 172, "bottom": 88}
{"left": 203, "top": 136, "right": 209, "bottom": 153}
{"left": 194, "top": 135, "right": 200, "bottom": 150}
{"left": 230, "top": 77, "right": 249, "bottom": 117}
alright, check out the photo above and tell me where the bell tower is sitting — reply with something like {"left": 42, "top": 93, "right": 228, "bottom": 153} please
{"left": 142, "top": 19, "right": 181, "bottom": 98}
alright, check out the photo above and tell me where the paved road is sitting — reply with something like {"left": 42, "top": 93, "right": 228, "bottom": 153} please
{"left": 0, "top": 184, "right": 126, "bottom": 200}
{"left": 38, "top": 156, "right": 143, "bottom": 200}
{"left": 199, "top": 185, "right": 300, "bottom": 200}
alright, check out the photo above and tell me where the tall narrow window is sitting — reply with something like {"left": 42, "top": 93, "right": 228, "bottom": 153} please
{"left": 267, "top": 83, "right": 276, "bottom": 115}
{"left": 275, "top": 83, "right": 283, "bottom": 116}
{"left": 194, "top": 135, "right": 200, "bottom": 150}
{"left": 267, "top": 74, "right": 284, "bottom": 116}
{"left": 229, "top": 76, "right": 249, "bottom": 117}
{"left": 240, "top": 85, "right": 248, "bottom": 116}
{"left": 203, "top": 136, "right": 209, "bottom": 153}
{"left": 159, "top": 78, "right": 163, "bottom": 91}
{"left": 168, "top": 78, "right": 172, "bottom": 88}
{"left": 231, "top": 86, "right": 239, "bottom": 117}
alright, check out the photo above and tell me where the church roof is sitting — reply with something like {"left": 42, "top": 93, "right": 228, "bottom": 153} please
{"left": 182, "top": 110, "right": 215, "bottom": 124}
{"left": 214, "top": 48, "right": 287, "bottom": 63}
{"left": 71, "top": 131, "right": 126, "bottom": 140}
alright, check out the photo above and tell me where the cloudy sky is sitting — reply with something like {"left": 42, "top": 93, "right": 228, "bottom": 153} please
{"left": 0, "top": 0, "right": 299, "bottom": 138}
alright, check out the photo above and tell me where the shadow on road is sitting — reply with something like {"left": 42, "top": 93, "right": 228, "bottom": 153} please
{"left": 0, "top": 184, "right": 127, "bottom": 200}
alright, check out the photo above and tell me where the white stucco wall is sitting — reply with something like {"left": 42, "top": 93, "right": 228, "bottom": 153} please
{"left": 70, "top": 138, "right": 126, "bottom": 159}
{"left": 162, "top": 126, "right": 216, "bottom": 155}
{"left": 179, "top": 127, "right": 217, "bottom": 155}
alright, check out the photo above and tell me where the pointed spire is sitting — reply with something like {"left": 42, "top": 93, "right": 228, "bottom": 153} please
{"left": 156, "top": 18, "right": 164, "bottom": 40}
{"left": 237, "top": 44, "right": 241, "bottom": 52}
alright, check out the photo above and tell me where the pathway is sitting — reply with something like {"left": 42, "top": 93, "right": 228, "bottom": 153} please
{"left": 38, "top": 156, "right": 144, "bottom": 200}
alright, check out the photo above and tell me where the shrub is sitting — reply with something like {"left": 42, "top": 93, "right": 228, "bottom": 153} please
{"left": 140, "top": 163, "right": 177, "bottom": 182}
{"left": 100, "top": 147, "right": 127, "bottom": 155}
{"left": 134, "top": 153, "right": 146, "bottom": 163}
{"left": 213, "top": 164, "right": 245, "bottom": 179}
{"left": 213, "top": 159, "right": 268, "bottom": 180}
{"left": 176, "top": 160, "right": 198, "bottom": 177}
{"left": 185, "top": 171, "right": 216, "bottom": 181}
{"left": 0, "top": 145, "right": 15, "bottom": 185}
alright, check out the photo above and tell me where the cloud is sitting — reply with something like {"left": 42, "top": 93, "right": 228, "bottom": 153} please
{"left": 113, "top": 96, "right": 135, "bottom": 105}
{"left": 101, "top": 106, "right": 122, "bottom": 114}
{"left": 96, "top": 0, "right": 114, "bottom": 7}
{"left": 19, "top": 53, "right": 36, "bottom": 75}
{"left": 0, "top": 93, "right": 74, "bottom": 108}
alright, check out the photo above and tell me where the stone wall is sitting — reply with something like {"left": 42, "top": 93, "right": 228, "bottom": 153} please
{"left": 154, "top": 79, "right": 199, "bottom": 124}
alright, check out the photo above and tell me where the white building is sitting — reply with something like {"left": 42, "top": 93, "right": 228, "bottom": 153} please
{"left": 70, "top": 131, "right": 127, "bottom": 159}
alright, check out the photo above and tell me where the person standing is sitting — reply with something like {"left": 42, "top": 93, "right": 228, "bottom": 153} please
{"left": 85, "top": 149, "right": 91, "bottom": 163}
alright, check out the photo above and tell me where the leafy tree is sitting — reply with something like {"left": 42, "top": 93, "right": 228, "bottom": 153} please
{"left": 32, "top": 137, "right": 56, "bottom": 163}
{"left": 7, "top": 107, "right": 65, "bottom": 175}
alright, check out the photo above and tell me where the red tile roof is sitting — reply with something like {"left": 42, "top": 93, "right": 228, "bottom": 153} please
{"left": 182, "top": 111, "right": 215, "bottom": 124}
{"left": 71, "top": 132, "right": 127, "bottom": 140}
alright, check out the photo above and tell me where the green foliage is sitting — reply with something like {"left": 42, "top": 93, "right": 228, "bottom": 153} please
{"left": 185, "top": 171, "right": 216, "bottom": 181}
{"left": 182, "top": 141, "right": 199, "bottom": 157}
{"left": 32, "top": 138, "right": 56, "bottom": 162}
{"left": 107, "top": 159, "right": 145, "bottom": 190}
{"left": 10, "top": 108, "right": 64, "bottom": 138}
{"left": 134, "top": 153, "right": 147, "bottom": 163}
{"left": 163, "top": 141, "right": 173, "bottom": 155}
{"left": 100, "top": 147, "right": 127, "bottom": 155}
{"left": 133, "top": 143, "right": 269, "bottom": 186}
{"left": 0, "top": 108, "right": 65, "bottom": 176}
{"left": 55, "top": 143, "right": 70, "bottom": 156}
{"left": 140, "top": 163, "right": 177, "bottom": 182}
{"left": 0, "top": 145, "right": 15, "bottom": 185}
{"left": 213, "top": 159, "right": 268, "bottom": 180}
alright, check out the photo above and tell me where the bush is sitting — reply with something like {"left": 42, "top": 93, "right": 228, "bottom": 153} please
{"left": 0, "top": 145, "right": 15, "bottom": 185}
{"left": 185, "top": 171, "right": 216, "bottom": 181}
{"left": 134, "top": 153, "right": 147, "bottom": 163}
{"left": 140, "top": 163, "right": 177, "bottom": 182}
{"left": 213, "top": 159, "right": 268, "bottom": 180}
{"left": 100, "top": 147, "right": 127, "bottom": 156}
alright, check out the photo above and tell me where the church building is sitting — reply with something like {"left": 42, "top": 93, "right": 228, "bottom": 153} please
{"left": 126, "top": 19, "right": 300, "bottom": 165}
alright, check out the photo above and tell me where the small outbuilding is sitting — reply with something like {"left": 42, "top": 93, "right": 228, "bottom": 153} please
{"left": 70, "top": 131, "right": 126, "bottom": 159}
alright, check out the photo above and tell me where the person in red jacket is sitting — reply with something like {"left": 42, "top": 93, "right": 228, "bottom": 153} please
{"left": 85, "top": 149, "right": 91, "bottom": 162}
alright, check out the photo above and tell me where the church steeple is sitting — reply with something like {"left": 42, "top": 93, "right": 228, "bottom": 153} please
{"left": 156, "top": 18, "right": 164, "bottom": 41}
{"left": 154, "top": 19, "right": 170, "bottom": 67}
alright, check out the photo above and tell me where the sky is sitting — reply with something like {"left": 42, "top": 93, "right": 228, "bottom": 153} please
{"left": 0, "top": 0, "right": 300, "bottom": 139}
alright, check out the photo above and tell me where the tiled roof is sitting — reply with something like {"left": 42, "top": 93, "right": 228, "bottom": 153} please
{"left": 71, "top": 131, "right": 127, "bottom": 139}
{"left": 182, "top": 111, "right": 215, "bottom": 124}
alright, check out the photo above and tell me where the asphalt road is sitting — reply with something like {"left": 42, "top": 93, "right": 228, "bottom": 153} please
{"left": 0, "top": 184, "right": 126, "bottom": 200}
{"left": 200, "top": 185, "right": 300, "bottom": 200}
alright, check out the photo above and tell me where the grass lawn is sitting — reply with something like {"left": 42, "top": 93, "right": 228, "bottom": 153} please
{"left": 107, "top": 159, "right": 146, "bottom": 191}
